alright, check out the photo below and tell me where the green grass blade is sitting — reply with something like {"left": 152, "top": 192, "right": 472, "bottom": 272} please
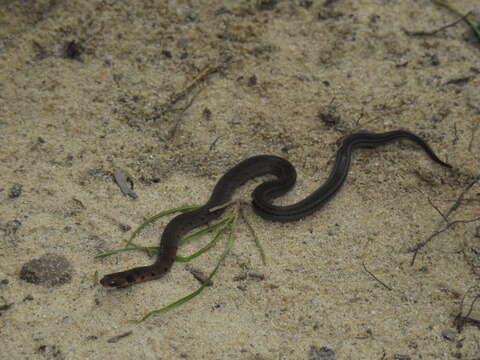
{"left": 98, "top": 214, "right": 231, "bottom": 261}
{"left": 179, "top": 217, "right": 230, "bottom": 246}
{"left": 136, "top": 282, "right": 207, "bottom": 322}
{"left": 126, "top": 205, "right": 199, "bottom": 247}
{"left": 137, "top": 216, "right": 236, "bottom": 322}
{"left": 95, "top": 246, "right": 159, "bottom": 259}
{"left": 240, "top": 207, "right": 266, "bottom": 265}
{"left": 176, "top": 226, "right": 229, "bottom": 262}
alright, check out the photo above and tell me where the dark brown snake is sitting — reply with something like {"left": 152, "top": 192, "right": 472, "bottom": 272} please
{"left": 100, "top": 130, "right": 451, "bottom": 288}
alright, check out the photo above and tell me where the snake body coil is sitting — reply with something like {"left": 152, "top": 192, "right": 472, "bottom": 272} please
{"left": 100, "top": 130, "right": 451, "bottom": 288}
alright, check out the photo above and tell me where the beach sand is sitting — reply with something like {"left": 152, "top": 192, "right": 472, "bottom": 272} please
{"left": 1, "top": 1, "right": 479, "bottom": 359}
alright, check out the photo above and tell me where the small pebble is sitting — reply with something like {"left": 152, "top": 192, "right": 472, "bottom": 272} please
{"left": 8, "top": 183, "right": 22, "bottom": 198}
{"left": 309, "top": 346, "right": 336, "bottom": 360}
{"left": 394, "top": 355, "right": 411, "bottom": 360}
{"left": 20, "top": 253, "right": 72, "bottom": 287}
{"left": 4, "top": 220, "right": 21, "bottom": 235}
{"left": 442, "top": 328, "right": 458, "bottom": 341}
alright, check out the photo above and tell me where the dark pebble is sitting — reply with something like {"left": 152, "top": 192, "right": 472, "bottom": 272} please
{"left": 20, "top": 253, "right": 72, "bottom": 287}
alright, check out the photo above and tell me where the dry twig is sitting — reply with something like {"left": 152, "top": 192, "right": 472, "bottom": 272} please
{"left": 362, "top": 262, "right": 393, "bottom": 291}
{"left": 409, "top": 177, "right": 480, "bottom": 265}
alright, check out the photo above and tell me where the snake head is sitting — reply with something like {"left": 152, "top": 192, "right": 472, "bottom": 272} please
{"left": 100, "top": 272, "right": 135, "bottom": 288}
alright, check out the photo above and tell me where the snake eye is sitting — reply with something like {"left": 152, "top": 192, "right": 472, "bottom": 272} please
{"left": 100, "top": 275, "right": 124, "bottom": 288}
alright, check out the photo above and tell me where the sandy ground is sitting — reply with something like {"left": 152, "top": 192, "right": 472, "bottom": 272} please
{"left": 1, "top": 1, "right": 480, "bottom": 359}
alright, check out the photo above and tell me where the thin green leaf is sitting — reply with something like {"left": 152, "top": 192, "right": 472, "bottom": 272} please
{"left": 137, "top": 216, "right": 236, "bottom": 322}
{"left": 98, "top": 215, "right": 231, "bottom": 262}
{"left": 179, "top": 217, "right": 230, "bottom": 246}
{"left": 126, "top": 205, "right": 199, "bottom": 247}
{"left": 176, "top": 226, "right": 229, "bottom": 262}
{"left": 239, "top": 207, "right": 266, "bottom": 265}
{"left": 95, "top": 246, "right": 159, "bottom": 259}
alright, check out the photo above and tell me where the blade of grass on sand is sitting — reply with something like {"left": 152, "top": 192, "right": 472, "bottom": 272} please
{"left": 179, "top": 217, "right": 230, "bottom": 246}
{"left": 97, "top": 216, "right": 230, "bottom": 261}
{"left": 239, "top": 207, "right": 266, "bottom": 265}
{"left": 95, "top": 246, "right": 159, "bottom": 259}
{"left": 176, "top": 226, "right": 229, "bottom": 262}
{"left": 136, "top": 215, "right": 237, "bottom": 322}
{"left": 126, "top": 205, "right": 199, "bottom": 247}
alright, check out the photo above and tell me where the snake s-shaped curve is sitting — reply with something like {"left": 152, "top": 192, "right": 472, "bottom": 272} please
{"left": 100, "top": 130, "right": 451, "bottom": 288}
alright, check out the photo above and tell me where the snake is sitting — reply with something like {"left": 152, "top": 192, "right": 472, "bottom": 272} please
{"left": 100, "top": 130, "right": 451, "bottom": 288}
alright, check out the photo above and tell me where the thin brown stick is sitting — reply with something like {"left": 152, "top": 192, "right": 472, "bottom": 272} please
{"left": 468, "top": 119, "right": 480, "bottom": 153}
{"left": 454, "top": 286, "right": 480, "bottom": 332}
{"left": 427, "top": 197, "right": 448, "bottom": 223}
{"left": 107, "top": 331, "right": 133, "bottom": 343}
{"left": 159, "top": 57, "right": 232, "bottom": 139}
{"left": 362, "top": 262, "right": 393, "bottom": 291}
{"left": 431, "top": 0, "right": 480, "bottom": 41}
{"left": 167, "top": 59, "right": 230, "bottom": 111}
{"left": 403, "top": 11, "right": 472, "bottom": 37}
{"left": 410, "top": 216, "right": 480, "bottom": 266}
{"left": 409, "top": 177, "right": 480, "bottom": 265}
{"left": 445, "top": 177, "right": 480, "bottom": 218}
